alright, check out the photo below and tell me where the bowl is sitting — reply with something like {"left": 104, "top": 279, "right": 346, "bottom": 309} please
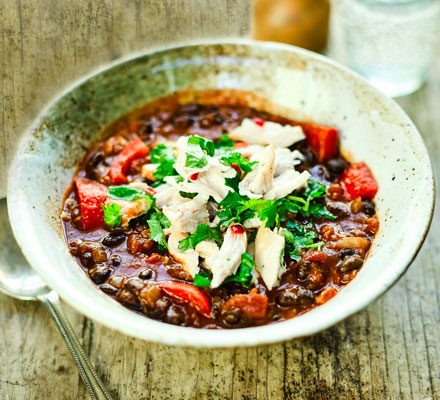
{"left": 7, "top": 40, "right": 434, "bottom": 347}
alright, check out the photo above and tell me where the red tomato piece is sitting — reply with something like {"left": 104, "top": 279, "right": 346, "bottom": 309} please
{"left": 222, "top": 293, "right": 269, "bottom": 320}
{"left": 315, "top": 286, "right": 337, "bottom": 305}
{"left": 302, "top": 123, "right": 338, "bottom": 163}
{"left": 74, "top": 178, "right": 108, "bottom": 231}
{"left": 340, "top": 162, "right": 378, "bottom": 200}
{"left": 159, "top": 281, "right": 211, "bottom": 317}
{"left": 109, "top": 135, "right": 149, "bottom": 184}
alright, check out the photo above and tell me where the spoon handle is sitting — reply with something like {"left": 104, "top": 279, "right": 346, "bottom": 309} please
{"left": 38, "top": 291, "right": 114, "bottom": 400}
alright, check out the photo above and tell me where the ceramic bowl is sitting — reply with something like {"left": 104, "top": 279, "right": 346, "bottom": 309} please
{"left": 7, "top": 40, "right": 434, "bottom": 347}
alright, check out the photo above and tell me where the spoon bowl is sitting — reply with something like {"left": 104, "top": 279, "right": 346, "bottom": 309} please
{"left": 0, "top": 200, "right": 50, "bottom": 300}
{"left": 0, "top": 198, "right": 113, "bottom": 400}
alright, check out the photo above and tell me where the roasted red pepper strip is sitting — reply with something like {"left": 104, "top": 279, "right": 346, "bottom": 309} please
{"left": 74, "top": 177, "right": 108, "bottom": 231}
{"left": 159, "top": 281, "right": 211, "bottom": 317}
{"left": 340, "top": 162, "right": 378, "bottom": 200}
{"left": 302, "top": 123, "right": 338, "bottom": 163}
{"left": 109, "top": 135, "right": 149, "bottom": 184}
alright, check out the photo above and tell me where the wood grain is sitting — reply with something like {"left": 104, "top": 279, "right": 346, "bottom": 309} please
{"left": 0, "top": 0, "right": 250, "bottom": 197}
{"left": 1, "top": 1, "right": 440, "bottom": 399}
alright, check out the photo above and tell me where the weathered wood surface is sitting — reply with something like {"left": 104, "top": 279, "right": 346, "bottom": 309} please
{"left": 1, "top": 1, "right": 440, "bottom": 399}
{"left": 0, "top": 0, "right": 250, "bottom": 197}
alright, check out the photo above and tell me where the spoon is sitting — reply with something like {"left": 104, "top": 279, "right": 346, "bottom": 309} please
{"left": 0, "top": 198, "right": 113, "bottom": 400}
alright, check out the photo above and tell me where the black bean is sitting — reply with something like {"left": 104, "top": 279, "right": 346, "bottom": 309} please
{"left": 102, "top": 231, "right": 126, "bottom": 247}
{"left": 310, "top": 165, "right": 332, "bottom": 183}
{"left": 362, "top": 200, "right": 376, "bottom": 216}
{"left": 138, "top": 268, "right": 153, "bottom": 280}
{"left": 174, "top": 115, "right": 194, "bottom": 129}
{"left": 165, "top": 305, "right": 185, "bottom": 325}
{"left": 276, "top": 287, "right": 314, "bottom": 308}
{"left": 180, "top": 104, "right": 199, "bottom": 114}
{"left": 326, "top": 157, "right": 349, "bottom": 175}
{"left": 340, "top": 248, "right": 356, "bottom": 258}
{"left": 117, "top": 289, "right": 140, "bottom": 309}
{"left": 111, "top": 255, "right": 122, "bottom": 266}
{"left": 296, "top": 262, "right": 312, "bottom": 280}
{"left": 89, "top": 265, "right": 112, "bottom": 284}
{"left": 85, "top": 151, "right": 104, "bottom": 180}
{"left": 326, "top": 202, "right": 351, "bottom": 218}
{"left": 223, "top": 308, "right": 241, "bottom": 325}
{"left": 148, "top": 297, "right": 171, "bottom": 319}
{"left": 79, "top": 252, "right": 94, "bottom": 268}
{"left": 100, "top": 284, "right": 119, "bottom": 295}
{"left": 124, "top": 277, "right": 146, "bottom": 294}
{"left": 339, "top": 255, "right": 364, "bottom": 273}
{"left": 69, "top": 238, "right": 83, "bottom": 255}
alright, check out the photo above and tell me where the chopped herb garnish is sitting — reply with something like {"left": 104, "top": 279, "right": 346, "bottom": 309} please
{"left": 108, "top": 186, "right": 154, "bottom": 204}
{"left": 238, "top": 199, "right": 278, "bottom": 227}
{"left": 193, "top": 270, "right": 212, "bottom": 287}
{"left": 178, "top": 224, "right": 223, "bottom": 251}
{"left": 185, "top": 150, "right": 208, "bottom": 168}
{"left": 187, "top": 135, "right": 215, "bottom": 156}
{"left": 215, "top": 134, "right": 234, "bottom": 148}
{"left": 225, "top": 253, "right": 255, "bottom": 287}
{"left": 221, "top": 152, "right": 257, "bottom": 173}
{"left": 282, "top": 221, "right": 322, "bottom": 262}
{"left": 102, "top": 203, "right": 122, "bottom": 228}
{"left": 179, "top": 191, "right": 197, "bottom": 199}
{"left": 150, "top": 144, "right": 177, "bottom": 182}
{"left": 147, "top": 211, "right": 168, "bottom": 251}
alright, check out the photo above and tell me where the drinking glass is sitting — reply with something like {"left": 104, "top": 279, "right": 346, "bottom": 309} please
{"left": 333, "top": 0, "right": 440, "bottom": 97}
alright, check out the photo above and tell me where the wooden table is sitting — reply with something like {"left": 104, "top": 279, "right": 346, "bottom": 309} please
{"left": 1, "top": 1, "right": 440, "bottom": 399}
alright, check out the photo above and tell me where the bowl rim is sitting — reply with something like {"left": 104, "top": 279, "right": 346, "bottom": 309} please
{"left": 7, "top": 38, "right": 435, "bottom": 347}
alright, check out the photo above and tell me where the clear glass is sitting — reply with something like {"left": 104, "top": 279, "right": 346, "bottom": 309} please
{"left": 333, "top": 0, "right": 440, "bottom": 97}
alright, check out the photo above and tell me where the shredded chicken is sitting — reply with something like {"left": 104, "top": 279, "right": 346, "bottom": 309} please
{"left": 238, "top": 144, "right": 275, "bottom": 198}
{"left": 154, "top": 177, "right": 183, "bottom": 208}
{"left": 229, "top": 118, "right": 305, "bottom": 148}
{"left": 243, "top": 215, "right": 262, "bottom": 229}
{"left": 179, "top": 165, "right": 235, "bottom": 203}
{"left": 168, "top": 231, "right": 200, "bottom": 277}
{"left": 141, "top": 163, "right": 159, "bottom": 181}
{"left": 264, "top": 170, "right": 311, "bottom": 200}
{"left": 275, "top": 148, "right": 304, "bottom": 176}
{"left": 254, "top": 226, "right": 285, "bottom": 290}
{"left": 195, "top": 240, "right": 220, "bottom": 259}
{"left": 162, "top": 194, "right": 210, "bottom": 233}
{"left": 204, "top": 225, "right": 247, "bottom": 288}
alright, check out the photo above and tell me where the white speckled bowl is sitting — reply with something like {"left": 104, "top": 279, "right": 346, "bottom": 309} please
{"left": 7, "top": 40, "right": 435, "bottom": 347}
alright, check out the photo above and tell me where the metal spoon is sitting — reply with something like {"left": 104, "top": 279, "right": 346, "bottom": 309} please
{"left": 0, "top": 198, "right": 113, "bottom": 400}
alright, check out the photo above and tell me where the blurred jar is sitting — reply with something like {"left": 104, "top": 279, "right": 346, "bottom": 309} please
{"left": 333, "top": 0, "right": 440, "bottom": 97}
{"left": 252, "top": 0, "right": 331, "bottom": 52}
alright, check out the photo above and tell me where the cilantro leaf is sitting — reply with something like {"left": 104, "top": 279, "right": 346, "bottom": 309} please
{"left": 149, "top": 144, "right": 177, "bottom": 182}
{"left": 239, "top": 199, "right": 278, "bottom": 227}
{"left": 179, "top": 191, "right": 197, "bottom": 199}
{"left": 215, "top": 134, "right": 234, "bottom": 148}
{"left": 308, "top": 203, "right": 337, "bottom": 220}
{"left": 147, "top": 212, "right": 168, "bottom": 250}
{"left": 193, "top": 270, "right": 212, "bottom": 287}
{"left": 108, "top": 185, "right": 152, "bottom": 202}
{"left": 304, "top": 180, "right": 327, "bottom": 200}
{"left": 283, "top": 222, "right": 322, "bottom": 262}
{"left": 221, "top": 152, "right": 257, "bottom": 173}
{"left": 187, "top": 135, "right": 215, "bottom": 156}
{"left": 185, "top": 150, "right": 207, "bottom": 168}
{"left": 178, "top": 224, "right": 223, "bottom": 251}
{"left": 225, "top": 253, "right": 255, "bottom": 287}
{"left": 102, "top": 203, "right": 122, "bottom": 228}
